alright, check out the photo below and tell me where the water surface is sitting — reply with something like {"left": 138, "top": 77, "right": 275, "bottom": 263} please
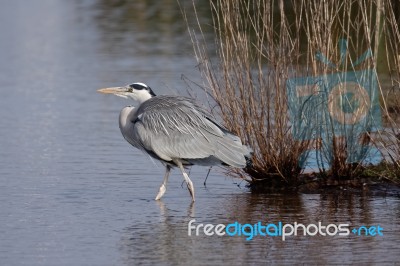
{"left": 0, "top": 1, "right": 399, "bottom": 265}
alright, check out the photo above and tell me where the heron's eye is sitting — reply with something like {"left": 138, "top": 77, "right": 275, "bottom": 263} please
{"left": 127, "top": 88, "right": 133, "bottom": 93}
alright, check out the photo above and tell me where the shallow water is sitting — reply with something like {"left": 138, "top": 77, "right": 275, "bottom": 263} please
{"left": 0, "top": 1, "right": 399, "bottom": 265}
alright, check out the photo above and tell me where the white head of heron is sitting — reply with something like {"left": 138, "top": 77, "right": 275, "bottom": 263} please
{"left": 97, "top": 82, "right": 156, "bottom": 104}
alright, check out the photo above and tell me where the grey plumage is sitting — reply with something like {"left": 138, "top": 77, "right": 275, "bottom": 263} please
{"left": 98, "top": 83, "right": 251, "bottom": 202}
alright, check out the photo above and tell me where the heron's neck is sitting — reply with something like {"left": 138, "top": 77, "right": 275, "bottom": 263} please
{"left": 119, "top": 106, "right": 136, "bottom": 131}
{"left": 131, "top": 91, "right": 153, "bottom": 104}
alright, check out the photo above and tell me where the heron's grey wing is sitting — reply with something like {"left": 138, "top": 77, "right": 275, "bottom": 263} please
{"left": 132, "top": 96, "right": 248, "bottom": 167}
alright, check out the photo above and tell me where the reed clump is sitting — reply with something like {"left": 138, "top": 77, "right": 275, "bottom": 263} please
{"left": 184, "top": 0, "right": 400, "bottom": 190}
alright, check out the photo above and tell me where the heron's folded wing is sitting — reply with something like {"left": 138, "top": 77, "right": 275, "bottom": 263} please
{"left": 131, "top": 96, "right": 248, "bottom": 167}
{"left": 132, "top": 100, "right": 217, "bottom": 161}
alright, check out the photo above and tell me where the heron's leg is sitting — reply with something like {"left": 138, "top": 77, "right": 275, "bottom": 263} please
{"left": 173, "top": 160, "right": 195, "bottom": 202}
{"left": 155, "top": 165, "right": 171, "bottom": 200}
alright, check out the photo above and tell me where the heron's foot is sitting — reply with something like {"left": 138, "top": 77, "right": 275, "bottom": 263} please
{"left": 155, "top": 184, "right": 166, "bottom": 200}
{"left": 186, "top": 180, "right": 195, "bottom": 202}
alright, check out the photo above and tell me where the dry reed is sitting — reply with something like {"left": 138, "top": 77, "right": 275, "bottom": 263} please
{"left": 182, "top": 0, "right": 400, "bottom": 188}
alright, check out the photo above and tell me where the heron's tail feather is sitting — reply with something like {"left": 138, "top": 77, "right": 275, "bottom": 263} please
{"left": 245, "top": 154, "right": 253, "bottom": 168}
{"left": 214, "top": 134, "right": 252, "bottom": 168}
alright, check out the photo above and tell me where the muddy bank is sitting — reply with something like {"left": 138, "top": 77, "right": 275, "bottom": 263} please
{"left": 248, "top": 174, "right": 400, "bottom": 197}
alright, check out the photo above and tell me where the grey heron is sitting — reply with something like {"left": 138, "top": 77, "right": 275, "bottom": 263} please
{"left": 98, "top": 82, "right": 251, "bottom": 202}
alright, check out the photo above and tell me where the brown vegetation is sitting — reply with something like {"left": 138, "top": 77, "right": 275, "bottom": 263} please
{"left": 183, "top": 0, "right": 400, "bottom": 190}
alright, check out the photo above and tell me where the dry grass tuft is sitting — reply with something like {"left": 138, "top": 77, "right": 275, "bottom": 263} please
{"left": 182, "top": 0, "right": 400, "bottom": 189}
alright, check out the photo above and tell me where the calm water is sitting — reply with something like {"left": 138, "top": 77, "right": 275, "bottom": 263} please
{"left": 0, "top": 1, "right": 399, "bottom": 265}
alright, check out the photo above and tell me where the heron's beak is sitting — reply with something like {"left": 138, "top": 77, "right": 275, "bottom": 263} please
{"left": 97, "top": 87, "right": 126, "bottom": 95}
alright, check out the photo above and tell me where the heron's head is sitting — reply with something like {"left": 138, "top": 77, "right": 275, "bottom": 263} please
{"left": 97, "top": 82, "right": 156, "bottom": 104}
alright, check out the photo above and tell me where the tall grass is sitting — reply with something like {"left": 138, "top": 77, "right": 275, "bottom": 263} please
{"left": 183, "top": 0, "right": 400, "bottom": 188}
